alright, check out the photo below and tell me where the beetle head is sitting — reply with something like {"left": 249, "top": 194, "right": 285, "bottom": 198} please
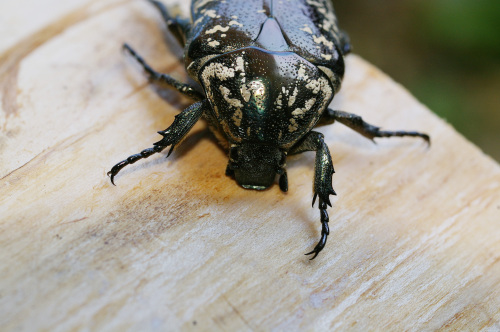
{"left": 227, "top": 143, "right": 286, "bottom": 191}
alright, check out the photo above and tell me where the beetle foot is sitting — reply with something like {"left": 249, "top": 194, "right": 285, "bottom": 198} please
{"left": 107, "top": 145, "right": 164, "bottom": 185}
{"left": 375, "top": 130, "right": 430, "bottom": 145}
{"left": 305, "top": 200, "right": 330, "bottom": 260}
{"left": 107, "top": 133, "right": 177, "bottom": 185}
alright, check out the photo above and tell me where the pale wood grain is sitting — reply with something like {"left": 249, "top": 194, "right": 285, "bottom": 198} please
{"left": 1, "top": 1, "right": 500, "bottom": 331}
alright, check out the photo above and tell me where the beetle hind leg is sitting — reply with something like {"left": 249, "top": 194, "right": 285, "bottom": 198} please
{"left": 289, "top": 131, "right": 336, "bottom": 259}
{"left": 107, "top": 100, "right": 207, "bottom": 185}
{"left": 320, "top": 109, "right": 430, "bottom": 144}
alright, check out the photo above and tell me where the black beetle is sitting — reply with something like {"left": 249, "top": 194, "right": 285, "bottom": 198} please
{"left": 108, "top": 0, "right": 429, "bottom": 259}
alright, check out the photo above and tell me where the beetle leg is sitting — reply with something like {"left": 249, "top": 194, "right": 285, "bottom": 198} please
{"left": 278, "top": 169, "right": 288, "bottom": 192}
{"left": 320, "top": 109, "right": 430, "bottom": 144}
{"left": 305, "top": 199, "right": 329, "bottom": 259}
{"left": 107, "top": 100, "right": 207, "bottom": 185}
{"left": 148, "top": 0, "right": 191, "bottom": 47}
{"left": 123, "top": 44, "right": 204, "bottom": 101}
{"left": 339, "top": 30, "right": 352, "bottom": 55}
{"left": 289, "top": 131, "right": 336, "bottom": 259}
{"left": 225, "top": 146, "right": 239, "bottom": 177}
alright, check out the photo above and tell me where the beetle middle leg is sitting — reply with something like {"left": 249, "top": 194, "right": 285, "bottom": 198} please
{"left": 148, "top": 0, "right": 191, "bottom": 47}
{"left": 107, "top": 100, "right": 207, "bottom": 185}
{"left": 318, "top": 109, "right": 430, "bottom": 144}
{"left": 123, "top": 44, "right": 203, "bottom": 101}
{"left": 289, "top": 131, "right": 336, "bottom": 259}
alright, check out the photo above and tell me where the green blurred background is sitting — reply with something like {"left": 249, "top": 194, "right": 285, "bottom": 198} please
{"left": 334, "top": 0, "right": 500, "bottom": 161}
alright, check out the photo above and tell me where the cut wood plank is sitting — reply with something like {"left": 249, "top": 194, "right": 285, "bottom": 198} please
{"left": 1, "top": 0, "right": 499, "bottom": 331}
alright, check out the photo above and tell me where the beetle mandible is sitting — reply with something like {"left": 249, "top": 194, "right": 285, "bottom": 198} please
{"left": 108, "top": 0, "right": 430, "bottom": 259}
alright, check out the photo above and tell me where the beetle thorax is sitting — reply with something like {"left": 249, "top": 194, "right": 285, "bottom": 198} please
{"left": 199, "top": 47, "right": 334, "bottom": 149}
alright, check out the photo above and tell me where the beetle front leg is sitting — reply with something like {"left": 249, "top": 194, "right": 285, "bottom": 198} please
{"left": 320, "top": 109, "right": 430, "bottom": 144}
{"left": 123, "top": 44, "right": 204, "bottom": 101}
{"left": 289, "top": 131, "right": 336, "bottom": 259}
{"left": 107, "top": 100, "right": 207, "bottom": 185}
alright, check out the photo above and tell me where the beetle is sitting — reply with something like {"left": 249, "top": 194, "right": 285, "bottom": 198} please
{"left": 108, "top": 0, "right": 429, "bottom": 259}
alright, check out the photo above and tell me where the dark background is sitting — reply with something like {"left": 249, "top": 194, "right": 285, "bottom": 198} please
{"left": 334, "top": 0, "right": 500, "bottom": 161}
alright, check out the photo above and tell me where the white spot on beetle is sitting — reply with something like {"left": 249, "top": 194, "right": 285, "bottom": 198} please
{"left": 289, "top": 118, "right": 299, "bottom": 132}
{"left": 313, "top": 35, "right": 334, "bottom": 50}
{"left": 318, "top": 66, "right": 335, "bottom": 83}
{"left": 193, "top": 16, "right": 204, "bottom": 27}
{"left": 298, "top": 64, "right": 309, "bottom": 80}
{"left": 300, "top": 25, "right": 313, "bottom": 34}
{"left": 229, "top": 20, "right": 243, "bottom": 27}
{"left": 205, "top": 9, "right": 217, "bottom": 18}
{"left": 235, "top": 56, "right": 245, "bottom": 72}
{"left": 276, "top": 92, "right": 283, "bottom": 107}
{"left": 292, "top": 98, "right": 317, "bottom": 117}
{"left": 321, "top": 54, "right": 332, "bottom": 60}
{"left": 201, "top": 62, "right": 236, "bottom": 93}
{"left": 288, "top": 87, "right": 298, "bottom": 107}
{"left": 241, "top": 84, "right": 251, "bottom": 102}
{"left": 205, "top": 25, "right": 230, "bottom": 34}
{"left": 306, "top": 79, "right": 321, "bottom": 94}
{"left": 220, "top": 86, "right": 244, "bottom": 108}
{"left": 208, "top": 40, "right": 220, "bottom": 47}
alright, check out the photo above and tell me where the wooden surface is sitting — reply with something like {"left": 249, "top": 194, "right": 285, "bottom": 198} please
{"left": 1, "top": 1, "right": 500, "bottom": 331}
